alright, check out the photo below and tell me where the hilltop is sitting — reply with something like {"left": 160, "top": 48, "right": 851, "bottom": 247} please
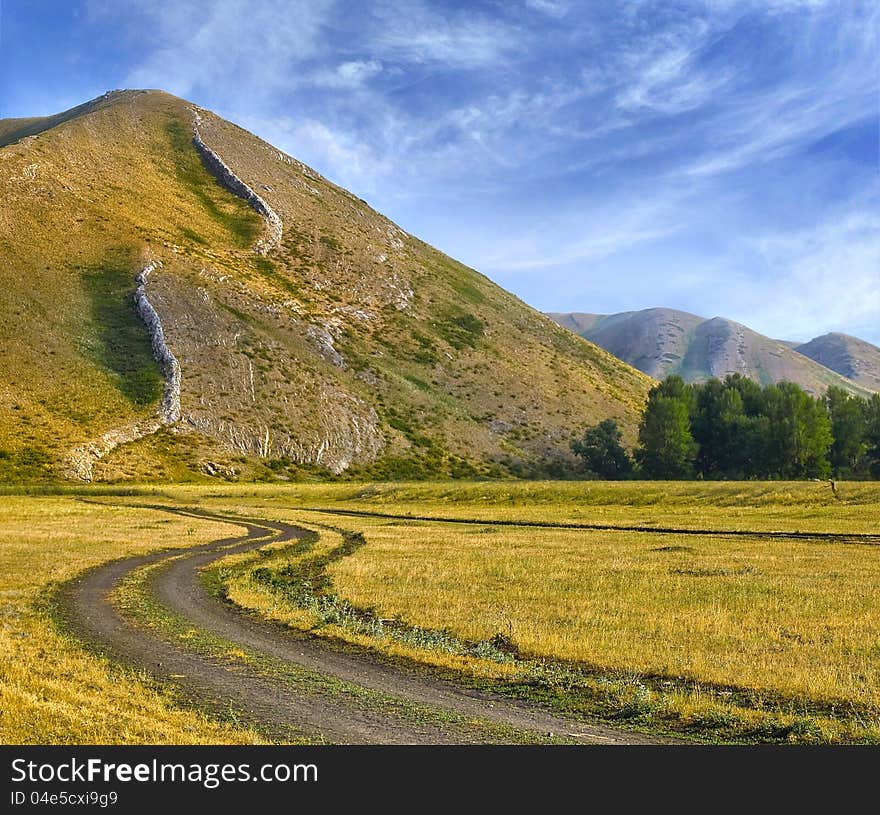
{"left": 794, "top": 333, "right": 880, "bottom": 393}
{"left": 549, "top": 308, "right": 874, "bottom": 397}
{"left": 0, "top": 90, "right": 651, "bottom": 482}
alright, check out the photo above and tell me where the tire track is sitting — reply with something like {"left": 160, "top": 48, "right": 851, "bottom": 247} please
{"left": 297, "top": 506, "right": 880, "bottom": 545}
{"left": 57, "top": 507, "right": 666, "bottom": 745}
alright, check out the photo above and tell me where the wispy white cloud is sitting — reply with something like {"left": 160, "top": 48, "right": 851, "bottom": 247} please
{"left": 369, "top": 1, "right": 521, "bottom": 68}
{"left": 471, "top": 193, "right": 689, "bottom": 273}
{"left": 609, "top": 15, "right": 731, "bottom": 117}
{"left": 615, "top": 47, "right": 734, "bottom": 116}
{"left": 681, "top": 91, "right": 873, "bottom": 179}
{"left": 89, "top": 0, "right": 335, "bottom": 102}
{"left": 743, "top": 206, "right": 880, "bottom": 342}
{"left": 524, "top": 0, "right": 571, "bottom": 18}
{"left": 236, "top": 113, "right": 394, "bottom": 194}
{"left": 311, "top": 60, "right": 383, "bottom": 89}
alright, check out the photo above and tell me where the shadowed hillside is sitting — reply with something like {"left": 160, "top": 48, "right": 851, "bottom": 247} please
{"left": 795, "top": 333, "right": 880, "bottom": 392}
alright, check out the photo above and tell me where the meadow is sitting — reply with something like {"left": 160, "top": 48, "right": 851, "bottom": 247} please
{"left": 204, "top": 480, "right": 880, "bottom": 742}
{"left": 1, "top": 480, "right": 878, "bottom": 744}
{"left": 0, "top": 496, "right": 261, "bottom": 744}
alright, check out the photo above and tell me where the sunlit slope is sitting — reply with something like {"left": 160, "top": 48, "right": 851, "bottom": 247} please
{"left": 0, "top": 89, "right": 651, "bottom": 481}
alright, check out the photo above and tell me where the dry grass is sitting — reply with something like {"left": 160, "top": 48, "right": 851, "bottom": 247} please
{"left": 178, "top": 478, "right": 880, "bottom": 533}
{"left": 0, "top": 496, "right": 262, "bottom": 744}
{"left": 326, "top": 519, "right": 880, "bottom": 710}
{"left": 3, "top": 482, "right": 878, "bottom": 743}
{"left": 195, "top": 480, "right": 880, "bottom": 741}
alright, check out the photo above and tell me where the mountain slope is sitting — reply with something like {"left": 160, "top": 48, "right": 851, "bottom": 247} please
{"left": 0, "top": 89, "right": 651, "bottom": 482}
{"left": 794, "top": 333, "right": 880, "bottom": 393}
{"left": 548, "top": 308, "right": 873, "bottom": 398}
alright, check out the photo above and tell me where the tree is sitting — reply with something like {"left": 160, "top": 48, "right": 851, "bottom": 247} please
{"left": 718, "top": 374, "right": 769, "bottom": 475}
{"left": 864, "top": 394, "right": 880, "bottom": 478}
{"left": 724, "top": 373, "right": 765, "bottom": 417}
{"left": 635, "top": 376, "right": 698, "bottom": 478}
{"left": 761, "top": 382, "right": 832, "bottom": 479}
{"left": 571, "top": 419, "right": 632, "bottom": 479}
{"left": 691, "top": 379, "right": 747, "bottom": 478}
{"left": 825, "top": 386, "right": 866, "bottom": 476}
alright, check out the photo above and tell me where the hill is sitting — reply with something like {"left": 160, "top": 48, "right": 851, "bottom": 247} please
{"left": 794, "top": 333, "right": 880, "bottom": 393}
{"left": 0, "top": 90, "right": 651, "bottom": 482}
{"left": 548, "top": 308, "right": 873, "bottom": 398}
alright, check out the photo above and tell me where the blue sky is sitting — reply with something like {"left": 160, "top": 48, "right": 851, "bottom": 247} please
{"left": 2, "top": 0, "right": 878, "bottom": 343}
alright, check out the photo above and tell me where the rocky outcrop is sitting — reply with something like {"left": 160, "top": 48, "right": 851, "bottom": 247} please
{"left": 64, "top": 418, "right": 163, "bottom": 482}
{"left": 135, "top": 261, "right": 181, "bottom": 421}
{"left": 184, "top": 387, "right": 384, "bottom": 475}
{"left": 65, "top": 261, "right": 181, "bottom": 481}
{"left": 190, "top": 110, "right": 283, "bottom": 254}
{"left": 306, "top": 323, "right": 346, "bottom": 369}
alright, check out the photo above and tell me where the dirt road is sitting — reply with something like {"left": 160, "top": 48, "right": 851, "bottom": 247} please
{"left": 58, "top": 507, "right": 666, "bottom": 745}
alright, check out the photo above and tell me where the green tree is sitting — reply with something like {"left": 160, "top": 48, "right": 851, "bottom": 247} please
{"left": 571, "top": 419, "right": 632, "bottom": 479}
{"left": 635, "top": 376, "right": 698, "bottom": 479}
{"left": 721, "top": 374, "right": 769, "bottom": 476}
{"left": 724, "top": 373, "right": 765, "bottom": 417}
{"left": 864, "top": 394, "right": 880, "bottom": 478}
{"left": 825, "top": 386, "right": 866, "bottom": 476}
{"left": 761, "top": 382, "right": 832, "bottom": 479}
{"left": 691, "top": 379, "right": 747, "bottom": 478}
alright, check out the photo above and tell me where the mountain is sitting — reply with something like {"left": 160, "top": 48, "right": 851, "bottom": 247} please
{"left": 548, "top": 308, "right": 874, "bottom": 398}
{"left": 794, "top": 333, "right": 880, "bottom": 393}
{"left": 0, "top": 90, "right": 651, "bottom": 483}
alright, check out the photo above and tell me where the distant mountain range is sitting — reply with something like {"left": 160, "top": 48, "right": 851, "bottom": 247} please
{"left": 548, "top": 308, "right": 878, "bottom": 398}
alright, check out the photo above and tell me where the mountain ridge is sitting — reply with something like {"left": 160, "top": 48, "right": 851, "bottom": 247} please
{"left": 0, "top": 89, "right": 652, "bottom": 482}
{"left": 794, "top": 332, "right": 880, "bottom": 392}
{"left": 548, "top": 308, "right": 875, "bottom": 398}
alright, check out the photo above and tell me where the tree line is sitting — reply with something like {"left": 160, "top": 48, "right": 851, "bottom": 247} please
{"left": 572, "top": 374, "right": 880, "bottom": 480}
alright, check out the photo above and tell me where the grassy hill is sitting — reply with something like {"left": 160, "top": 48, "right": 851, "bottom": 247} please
{"left": 549, "top": 308, "right": 873, "bottom": 398}
{"left": 0, "top": 90, "right": 651, "bottom": 483}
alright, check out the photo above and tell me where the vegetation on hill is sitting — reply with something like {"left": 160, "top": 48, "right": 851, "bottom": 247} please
{"left": 795, "top": 332, "right": 880, "bottom": 392}
{"left": 0, "top": 90, "right": 651, "bottom": 483}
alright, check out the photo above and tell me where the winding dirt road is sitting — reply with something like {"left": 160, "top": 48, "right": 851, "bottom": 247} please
{"left": 58, "top": 507, "right": 666, "bottom": 745}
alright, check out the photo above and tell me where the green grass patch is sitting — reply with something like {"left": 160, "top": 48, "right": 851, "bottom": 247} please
{"left": 434, "top": 309, "right": 485, "bottom": 350}
{"left": 0, "top": 448, "right": 55, "bottom": 482}
{"left": 80, "top": 256, "right": 163, "bottom": 407}
{"left": 164, "top": 119, "right": 261, "bottom": 249}
{"left": 250, "top": 255, "right": 302, "bottom": 297}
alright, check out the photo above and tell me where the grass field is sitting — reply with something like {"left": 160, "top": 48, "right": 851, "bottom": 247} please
{"left": 200, "top": 480, "right": 880, "bottom": 742}
{"left": 323, "top": 521, "right": 879, "bottom": 717}
{"left": 1, "top": 480, "right": 878, "bottom": 744}
{"left": 114, "top": 478, "right": 874, "bottom": 532}
{"left": 0, "top": 496, "right": 262, "bottom": 744}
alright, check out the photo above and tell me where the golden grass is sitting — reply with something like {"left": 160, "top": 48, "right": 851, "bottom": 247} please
{"left": 0, "top": 496, "right": 262, "bottom": 744}
{"left": 192, "top": 480, "right": 880, "bottom": 740}
{"left": 170, "top": 478, "right": 880, "bottom": 533}
{"left": 326, "top": 519, "right": 880, "bottom": 710}
{"left": 3, "top": 482, "right": 878, "bottom": 743}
